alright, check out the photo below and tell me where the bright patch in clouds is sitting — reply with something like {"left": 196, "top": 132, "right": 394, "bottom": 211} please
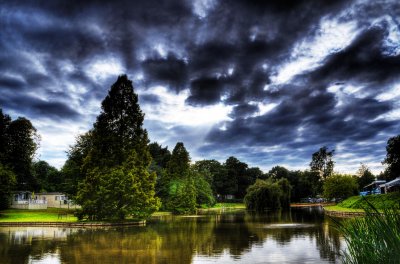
{"left": 273, "top": 19, "right": 358, "bottom": 84}
{"left": 86, "top": 57, "right": 124, "bottom": 82}
{"left": 141, "top": 86, "right": 233, "bottom": 126}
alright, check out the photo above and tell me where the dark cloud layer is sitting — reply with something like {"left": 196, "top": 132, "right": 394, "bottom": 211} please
{"left": 0, "top": 0, "right": 399, "bottom": 171}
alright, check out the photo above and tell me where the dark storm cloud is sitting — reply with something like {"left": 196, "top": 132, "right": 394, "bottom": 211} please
{"left": 141, "top": 53, "right": 188, "bottom": 91}
{"left": 310, "top": 26, "right": 400, "bottom": 87}
{"left": 0, "top": 91, "right": 79, "bottom": 120}
{"left": 0, "top": 0, "right": 399, "bottom": 170}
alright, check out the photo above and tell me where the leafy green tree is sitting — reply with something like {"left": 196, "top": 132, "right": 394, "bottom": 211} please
{"left": 289, "top": 170, "right": 322, "bottom": 201}
{"left": 166, "top": 142, "right": 190, "bottom": 179}
{"left": 165, "top": 178, "right": 196, "bottom": 214}
{"left": 356, "top": 163, "right": 375, "bottom": 190}
{"left": 161, "top": 142, "right": 200, "bottom": 213}
{"left": 383, "top": 135, "right": 400, "bottom": 181}
{"left": 0, "top": 163, "right": 16, "bottom": 209}
{"left": 310, "top": 146, "right": 335, "bottom": 180}
{"left": 247, "top": 167, "right": 266, "bottom": 180}
{"left": 193, "top": 159, "right": 227, "bottom": 195}
{"left": 6, "top": 117, "right": 39, "bottom": 190}
{"left": 77, "top": 153, "right": 160, "bottom": 220}
{"left": 268, "top": 166, "right": 290, "bottom": 179}
{"left": 224, "top": 156, "right": 248, "bottom": 199}
{"left": 323, "top": 174, "right": 358, "bottom": 200}
{"left": 62, "top": 131, "right": 93, "bottom": 197}
{"left": 244, "top": 179, "right": 283, "bottom": 211}
{"left": 32, "top": 160, "right": 63, "bottom": 192}
{"left": 192, "top": 169, "right": 215, "bottom": 207}
{"left": 76, "top": 75, "right": 159, "bottom": 220}
{"left": 277, "top": 178, "right": 292, "bottom": 208}
{"left": 149, "top": 142, "right": 171, "bottom": 169}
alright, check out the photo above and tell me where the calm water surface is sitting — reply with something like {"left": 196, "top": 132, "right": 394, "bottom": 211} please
{"left": 0, "top": 207, "right": 346, "bottom": 264}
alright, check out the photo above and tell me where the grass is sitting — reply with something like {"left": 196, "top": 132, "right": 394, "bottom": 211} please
{"left": 337, "top": 192, "right": 400, "bottom": 210}
{"left": 0, "top": 208, "right": 78, "bottom": 222}
{"left": 151, "top": 211, "right": 173, "bottom": 216}
{"left": 212, "top": 203, "right": 245, "bottom": 209}
{"left": 334, "top": 203, "right": 400, "bottom": 264}
{"left": 323, "top": 205, "right": 365, "bottom": 213}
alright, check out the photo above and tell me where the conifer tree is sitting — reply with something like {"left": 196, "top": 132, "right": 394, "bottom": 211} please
{"left": 76, "top": 75, "right": 159, "bottom": 220}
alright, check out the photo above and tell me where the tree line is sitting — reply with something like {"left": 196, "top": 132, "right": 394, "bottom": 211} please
{"left": 1, "top": 75, "right": 400, "bottom": 215}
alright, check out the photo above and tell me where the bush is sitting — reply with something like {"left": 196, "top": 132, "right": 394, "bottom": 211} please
{"left": 244, "top": 179, "right": 289, "bottom": 211}
{"left": 323, "top": 174, "right": 358, "bottom": 200}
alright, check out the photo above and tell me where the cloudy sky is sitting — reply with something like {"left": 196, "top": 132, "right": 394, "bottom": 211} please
{"left": 1, "top": 0, "right": 399, "bottom": 174}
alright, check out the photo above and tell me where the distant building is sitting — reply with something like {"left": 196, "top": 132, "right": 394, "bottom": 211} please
{"left": 10, "top": 191, "right": 47, "bottom": 209}
{"left": 379, "top": 177, "right": 400, "bottom": 194}
{"left": 34, "top": 192, "right": 79, "bottom": 209}
{"left": 10, "top": 191, "right": 79, "bottom": 209}
{"left": 359, "top": 180, "right": 386, "bottom": 196}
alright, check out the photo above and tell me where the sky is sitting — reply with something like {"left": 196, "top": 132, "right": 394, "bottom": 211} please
{"left": 0, "top": 0, "right": 399, "bottom": 174}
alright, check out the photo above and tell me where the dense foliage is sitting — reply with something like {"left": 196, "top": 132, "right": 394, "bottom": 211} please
{"left": 356, "top": 163, "right": 375, "bottom": 190}
{"left": 323, "top": 174, "right": 358, "bottom": 200}
{"left": 62, "top": 131, "right": 93, "bottom": 197}
{"left": 0, "top": 109, "right": 39, "bottom": 191}
{"left": 0, "top": 164, "right": 16, "bottom": 209}
{"left": 244, "top": 178, "right": 291, "bottom": 211}
{"left": 0, "top": 108, "right": 40, "bottom": 209}
{"left": 383, "top": 134, "right": 400, "bottom": 181}
{"left": 32, "top": 161, "right": 63, "bottom": 192}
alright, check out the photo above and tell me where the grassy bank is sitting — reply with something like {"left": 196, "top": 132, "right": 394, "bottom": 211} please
{"left": 338, "top": 192, "right": 400, "bottom": 210}
{"left": 324, "top": 192, "right": 400, "bottom": 214}
{"left": 0, "top": 208, "right": 78, "bottom": 222}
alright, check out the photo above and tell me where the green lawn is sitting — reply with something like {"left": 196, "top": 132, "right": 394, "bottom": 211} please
{"left": 323, "top": 205, "right": 365, "bottom": 213}
{"left": 197, "top": 203, "right": 245, "bottom": 210}
{"left": 0, "top": 208, "right": 78, "bottom": 222}
{"left": 210, "top": 203, "right": 245, "bottom": 209}
{"left": 324, "top": 192, "right": 400, "bottom": 213}
{"left": 337, "top": 192, "right": 400, "bottom": 210}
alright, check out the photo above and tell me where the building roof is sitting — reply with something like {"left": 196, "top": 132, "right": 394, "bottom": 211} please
{"left": 382, "top": 177, "right": 400, "bottom": 188}
{"left": 36, "top": 192, "right": 65, "bottom": 195}
{"left": 363, "top": 180, "right": 386, "bottom": 189}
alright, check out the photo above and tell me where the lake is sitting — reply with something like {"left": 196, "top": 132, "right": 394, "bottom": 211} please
{"left": 0, "top": 207, "right": 346, "bottom": 263}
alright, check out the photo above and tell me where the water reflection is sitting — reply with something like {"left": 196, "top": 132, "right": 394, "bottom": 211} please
{"left": 0, "top": 207, "right": 345, "bottom": 264}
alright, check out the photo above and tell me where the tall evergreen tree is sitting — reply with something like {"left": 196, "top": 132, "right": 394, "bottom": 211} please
{"left": 166, "top": 142, "right": 190, "bottom": 179}
{"left": 86, "top": 75, "right": 150, "bottom": 169}
{"left": 162, "top": 142, "right": 197, "bottom": 213}
{"left": 76, "top": 75, "right": 159, "bottom": 220}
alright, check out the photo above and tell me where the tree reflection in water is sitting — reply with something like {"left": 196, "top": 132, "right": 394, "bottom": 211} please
{"left": 0, "top": 207, "right": 345, "bottom": 263}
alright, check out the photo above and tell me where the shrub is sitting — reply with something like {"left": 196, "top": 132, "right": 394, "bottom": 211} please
{"left": 244, "top": 179, "right": 287, "bottom": 211}
{"left": 323, "top": 174, "right": 358, "bottom": 200}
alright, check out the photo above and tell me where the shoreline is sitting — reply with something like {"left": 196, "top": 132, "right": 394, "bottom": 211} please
{"left": 0, "top": 220, "right": 146, "bottom": 227}
{"left": 290, "top": 203, "right": 335, "bottom": 207}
